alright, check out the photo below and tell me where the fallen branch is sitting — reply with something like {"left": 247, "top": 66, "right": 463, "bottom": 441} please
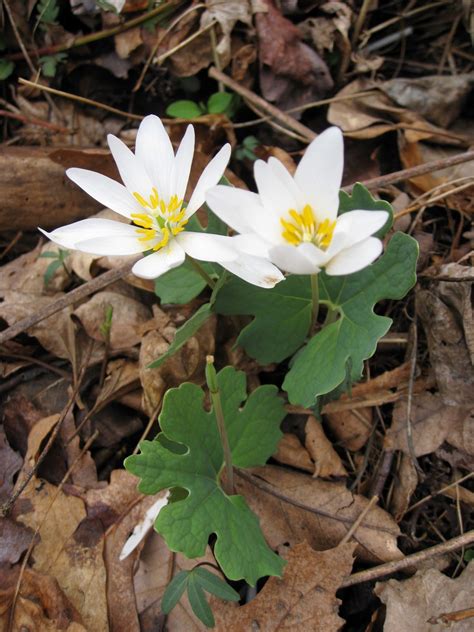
{"left": 341, "top": 529, "right": 474, "bottom": 587}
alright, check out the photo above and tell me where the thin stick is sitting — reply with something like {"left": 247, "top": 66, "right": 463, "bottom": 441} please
{"left": 407, "top": 471, "right": 474, "bottom": 513}
{"left": 340, "top": 495, "right": 379, "bottom": 545}
{"left": 0, "top": 109, "right": 69, "bottom": 133}
{"left": 208, "top": 66, "right": 317, "bottom": 142}
{"left": 0, "top": 261, "right": 134, "bottom": 346}
{"left": 6, "top": 1, "right": 178, "bottom": 62}
{"left": 341, "top": 529, "right": 474, "bottom": 587}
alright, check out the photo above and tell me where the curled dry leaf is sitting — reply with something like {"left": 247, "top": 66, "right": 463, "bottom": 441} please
{"left": 389, "top": 453, "right": 419, "bottom": 522}
{"left": 0, "top": 566, "right": 86, "bottom": 631}
{"left": 200, "top": 0, "right": 253, "bottom": 67}
{"left": 237, "top": 465, "right": 402, "bottom": 563}
{"left": 305, "top": 416, "right": 348, "bottom": 478}
{"left": 213, "top": 542, "right": 356, "bottom": 631}
{"left": 324, "top": 407, "right": 372, "bottom": 452}
{"left": 273, "top": 433, "right": 314, "bottom": 473}
{"left": 299, "top": 1, "right": 352, "bottom": 56}
{"left": 375, "top": 562, "right": 474, "bottom": 632}
{"left": 384, "top": 392, "right": 473, "bottom": 457}
{"left": 418, "top": 265, "right": 474, "bottom": 406}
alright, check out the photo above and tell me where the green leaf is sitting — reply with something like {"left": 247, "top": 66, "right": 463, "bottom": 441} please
{"left": 37, "top": 0, "right": 59, "bottom": 26}
{"left": 148, "top": 302, "right": 213, "bottom": 369}
{"left": 283, "top": 232, "right": 418, "bottom": 406}
{"left": 125, "top": 366, "right": 286, "bottom": 585}
{"left": 39, "top": 251, "right": 60, "bottom": 259}
{"left": 187, "top": 573, "right": 215, "bottom": 628}
{"left": 155, "top": 260, "right": 209, "bottom": 304}
{"left": 339, "top": 183, "right": 393, "bottom": 236}
{"left": 215, "top": 275, "right": 312, "bottom": 364}
{"left": 40, "top": 53, "right": 67, "bottom": 78}
{"left": 43, "top": 259, "right": 62, "bottom": 286}
{"left": 0, "top": 59, "right": 14, "bottom": 80}
{"left": 161, "top": 571, "right": 189, "bottom": 614}
{"left": 166, "top": 100, "right": 204, "bottom": 119}
{"left": 193, "top": 568, "right": 240, "bottom": 602}
{"left": 207, "top": 92, "right": 234, "bottom": 115}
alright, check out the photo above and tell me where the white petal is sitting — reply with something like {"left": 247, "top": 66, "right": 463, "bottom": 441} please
{"left": 268, "top": 157, "right": 305, "bottom": 208}
{"left": 221, "top": 254, "right": 284, "bottom": 288}
{"left": 294, "top": 127, "right": 343, "bottom": 221}
{"left": 230, "top": 233, "right": 272, "bottom": 258}
{"left": 119, "top": 493, "right": 169, "bottom": 561}
{"left": 39, "top": 218, "right": 137, "bottom": 249}
{"left": 132, "top": 240, "right": 185, "bottom": 279}
{"left": 186, "top": 144, "right": 231, "bottom": 218}
{"left": 67, "top": 168, "right": 140, "bottom": 219}
{"left": 205, "top": 185, "right": 276, "bottom": 243}
{"left": 176, "top": 232, "right": 237, "bottom": 263}
{"left": 325, "top": 236, "right": 383, "bottom": 275}
{"left": 334, "top": 210, "right": 388, "bottom": 248}
{"left": 108, "top": 134, "right": 154, "bottom": 199}
{"left": 297, "top": 242, "right": 332, "bottom": 267}
{"left": 269, "top": 244, "right": 320, "bottom": 274}
{"left": 135, "top": 115, "right": 174, "bottom": 199}
{"left": 171, "top": 125, "right": 195, "bottom": 202}
{"left": 254, "top": 159, "right": 298, "bottom": 220}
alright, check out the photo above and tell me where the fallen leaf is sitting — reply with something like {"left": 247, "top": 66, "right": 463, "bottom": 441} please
{"left": 375, "top": 562, "right": 474, "bottom": 632}
{"left": 236, "top": 465, "right": 402, "bottom": 563}
{"left": 389, "top": 453, "right": 418, "bottom": 522}
{"left": 0, "top": 566, "right": 86, "bottom": 631}
{"left": 0, "top": 429, "right": 22, "bottom": 502}
{"left": 255, "top": 0, "right": 333, "bottom": 113}
{"left": 0, "top": 518, "right": 34, "bottom": 565}
{"left": 200, "top": 0, "right": 253, "bottom": 67}
{"left": 213, "top": 542, "right": 355, "bottom": 631}
{"left": 418, "top": 265, "right": 474, "bottom": 406}
{"left": 305, "top": 416, "right": 348, "bottom": 478}
{"left": 324, "top": 407, "right": 373, "bottom": 452}
{"left": 73, "top": 290, "right": 151, "bottom": 350}
{"left": 273, "top": 433, "right": 314, "bottom": 473}
{"left": 384, "top": 392, "right": 472, "bottom": 457}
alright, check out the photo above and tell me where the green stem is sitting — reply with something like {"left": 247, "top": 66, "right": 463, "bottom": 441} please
{"left": 206, "top": 356, "right": 234, "bottom": 495}
{"left": 324, "top": 305, "right": 338, "bottom": 326}
{"left": 311, "top": 273, "right": 320, "bottom": 327}
{"left": 187, "top": 256, "right": 216, "bottom": 290}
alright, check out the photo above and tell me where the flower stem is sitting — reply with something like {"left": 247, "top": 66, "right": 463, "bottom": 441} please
{"left": 187, "top": 256, "right": 216, "bottom": 289}
{"left": 205, "top": 356, "right": 234, "bottom": 495}
{"left": 311, "top": 273, "right": 320, "bottom": 328}
{"left": 324, "top": 306, "right": 338, "bottom": 326}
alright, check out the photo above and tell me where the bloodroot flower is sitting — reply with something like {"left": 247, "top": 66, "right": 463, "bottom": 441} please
{"left": 206, "top": 127, "right": 389, "bottom": 276}
{"left": 39, "top": 115, "right": 283, "bottom": 288}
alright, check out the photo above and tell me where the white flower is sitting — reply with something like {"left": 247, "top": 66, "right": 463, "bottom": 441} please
{"left": 206, "top": 127, "right": 389, "bottom": 276}
{"left": 39, "top": 115, "right": 283, "bottom": 288}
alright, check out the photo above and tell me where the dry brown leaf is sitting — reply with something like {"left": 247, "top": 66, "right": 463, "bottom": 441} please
{"left": 0, "top": 566, "right": 86, "bottom": 631}
{"left": 381, "top": 73, "right": 474, "bottom": 128}
{"left": 214, "top": 542, "right": 355, "bottom": 631}
{"left": 200, "top": 0, "right": 252, "bottom": 67}
{"left": 0, "top": 518, "right": 34, "bottom": 565}
{"left": 0, "top": 429, "right": 22, "bottom": 502}
{"left": 389, "top": 453, "right": 418, "bottom": 522}
{"left": 418, "top": 266, "right": 474, "bottom": 405}
{"left": 325, "top": 407, "right": 373, "bottom": 452}
{"left": 299, "top": 1, "right": 352, "bottom": 56}
{"left": 385, "top": 392, "right": 472, "bottom": 457}
{"left": 273, "top": 433, "right": 314, "bottom": 472}
{"left": 305, "top": 416, "right": 348, "bottom": 478}
{"left": 115, "top": 26, "right": 143, "bottom": 59}
{"left": 375, "top": 562, "right": 474, "bottom": 632}
{"left": 255, "top": 0, "right": 333, "bottom": 112}
{"left": 73, "top": 290, "right": 151, "bottom": 350}
{"left": 237, "top": 465, "right": 402, "bottom": 563}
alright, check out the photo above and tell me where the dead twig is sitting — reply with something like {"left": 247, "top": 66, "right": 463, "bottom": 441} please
{"left": 208, "top": 66, "right": 317, "bottom": 142}
{"left": 341, "top": 529, "right": 474, "bottom": 587}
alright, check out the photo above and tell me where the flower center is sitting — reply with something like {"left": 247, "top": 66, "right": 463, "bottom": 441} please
{"left": 280, "top": 204, "right": 335, "bottom": 249}
{"left": 131, "top": 187, "right": 188, "bottom": 251}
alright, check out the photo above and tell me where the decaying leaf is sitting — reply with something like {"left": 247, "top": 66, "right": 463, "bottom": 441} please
{"left": 375, "top": 562, "right": 474, "bottom": 632}
{"left": 237, "top": 465, "right": 402, "bottom": 563}
{"left": 324, "top": 407, "right": 373, "bottom": 452}
{"left": 385, "top": 392, "right": 473, "bottom": 457}
{"left": 213, "top": 542, "right": 356, "bottom": 631}
{"left": 389, "top": 454, "right": 418, "bottom": 522}
{"left": 273, "top": 433, "right": 314, "bottom": 473}
{"left": 200, "top": 0, "right": 252, "bottom": 67}
{"left": 0, "top": 566, "right": 86, "bottom": 631}
{"left": 0, "top": 429, "right": 22, "bottom": 502}
{"left": 0, "top": 518, "right": 34, "bottom": 566}
{"left": 418, "top": 265, "right": 474, "bottom": 406}
{"left": 305, "top": 416, "right": 348, "bottom": 478}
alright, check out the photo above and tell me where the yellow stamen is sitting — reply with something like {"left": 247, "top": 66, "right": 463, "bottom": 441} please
{"left": 153, "top": 227, "right": 170, "bottom": 250}
{"left": 131, "top": 213, "right": 153, "bottom": 229}
{"left": 280, "top": 204, "right": 336, "bottom": 249}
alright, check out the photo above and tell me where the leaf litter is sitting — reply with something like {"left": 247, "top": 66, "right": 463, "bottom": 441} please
{"left": 1, "top": 0, "right": 473, "bottom": 629}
